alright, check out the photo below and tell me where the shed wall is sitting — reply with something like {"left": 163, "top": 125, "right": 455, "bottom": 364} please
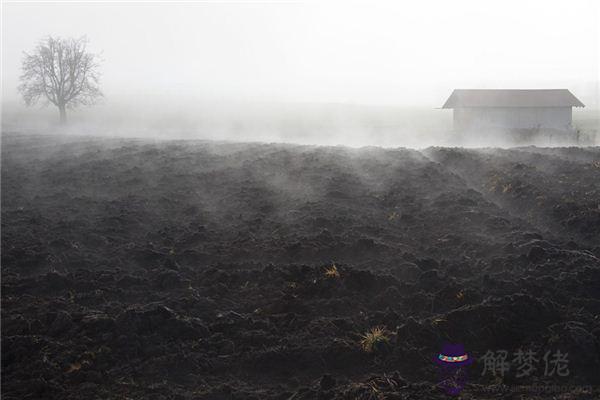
{"left": 454, "top": 107, "right": 572, "bottom": 131}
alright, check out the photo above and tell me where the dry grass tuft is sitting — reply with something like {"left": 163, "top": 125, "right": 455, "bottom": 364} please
{"left": 324, "top": 264, "right": 340, "bottom": 278}
{"left": 360, "top": 326, "right": 390, "bottom": 353}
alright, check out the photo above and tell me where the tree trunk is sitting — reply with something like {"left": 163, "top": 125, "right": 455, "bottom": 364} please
{"left": 58, "top": 104, "right": 67, "bottom": 124}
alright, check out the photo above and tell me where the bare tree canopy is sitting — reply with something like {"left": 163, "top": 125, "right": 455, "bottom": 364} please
{"left": 19, "top": 36, "right": 102, "bottom": 124}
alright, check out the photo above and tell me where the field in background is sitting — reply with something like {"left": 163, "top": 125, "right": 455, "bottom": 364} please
{"left": 3, "top": 103, "right": 598, "bottom": 147}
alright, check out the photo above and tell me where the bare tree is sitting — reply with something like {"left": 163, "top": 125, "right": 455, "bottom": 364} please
{"left": 19, "top": 36, "right": 102, "bottom": 124}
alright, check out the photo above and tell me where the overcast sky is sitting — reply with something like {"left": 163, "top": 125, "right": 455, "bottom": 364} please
{"left": 2, "top": 1, "right": 599, "bottom": 108}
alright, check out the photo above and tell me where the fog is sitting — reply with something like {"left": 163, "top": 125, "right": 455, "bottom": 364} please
{"left": 2, "top": 1, "right": 600, "bottom": 146}
{"left": 3, "top": 5, "right": 600, "bottom": 396}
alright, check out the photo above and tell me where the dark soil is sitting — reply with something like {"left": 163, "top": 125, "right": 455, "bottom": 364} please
{"left": 2, "top": 132, "right": 600, "bottom": 399}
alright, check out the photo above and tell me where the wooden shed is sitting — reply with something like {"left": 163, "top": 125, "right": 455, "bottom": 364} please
{"left": 442, "top": 89, "right": 584, "bottom": 135}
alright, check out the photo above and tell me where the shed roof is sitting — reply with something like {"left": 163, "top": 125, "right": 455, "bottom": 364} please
{"left": 442, "top": 89, "right": 584, "bottom": 108}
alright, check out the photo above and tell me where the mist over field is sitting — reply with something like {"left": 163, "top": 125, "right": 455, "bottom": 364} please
{"left": 1, "top": 100, "right": 453, "bottom": 147}
{"left": 2, "top": 100, "right": 599, "bottom": 147}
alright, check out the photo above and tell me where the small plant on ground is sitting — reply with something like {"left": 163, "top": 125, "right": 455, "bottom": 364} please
{"left": 360, "top": 326, "right": 390, "bottom": 353}
{"left": 324, "top": 264, "right": 340, "bottom": 278}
